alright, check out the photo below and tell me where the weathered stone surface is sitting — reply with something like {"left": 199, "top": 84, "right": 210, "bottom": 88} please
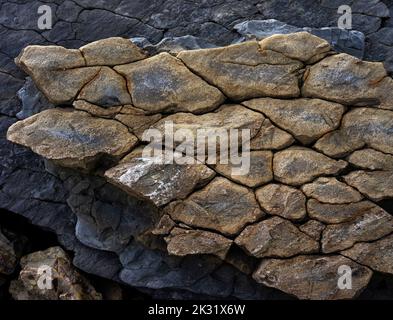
{"left": 178, "top": 41, "right": 303, "bottom": 101}
{"left": 151, "top": 104, "right": 264, "bottom": 153}
{"left": 115, "top": 105, "right": 162, "bottom": 139}
{"left": 273, "top": 147, "right": 347, "bottom": 186}
{"left": 165, "top": 227, "right": 232, "bottom": 259}
{"left": 303, "top": 53, "right": 393, "bottom": 110}
{"left": 105, "top": 149, "right": 215, "bottom": 207}
{"left": 344, "top": 170, "right": 393, "bottom": 201}
{"left": 9, "top": 247, "right": 102, "bottom": 300}
{"left": 315, "top": 108, "right": 393, "bottom": 157}
{"left": 7, "top": 109, "right": 138, "bottom": 170}
{"left": 250, "top": 118, "right": 294, "bottom": 150}
{"left": 243, "top": 98, "right": 345, "bottom": 144}
{"left": 151, "top": 214, "right": 176, "bottom": 236}
{"left": 80, "top": 37, "right": 147, "bottom": 66}
{"left": 114, "top": 52, "right": 225, "bottom": 114}
{"left": 299, "top": 220, "right": 325, "bottom": 241}
{"left": 166, "top": 177, "right": 263, "bottom": 236}
{"left": 235, "top": 217, "right": 318, "bottom": 258}
{"left": 321, "top": 206, "right": 393, "bottom": 253}
{"left": 15, "top": 45, "right": 100, "bottom": 104}
{"left": 214, "top": 151, "right": 273, "bottom": 188}
{"left": 73, "top": 100, "right": 122, "bottom": 118}
{"left": 301, "top": 177, "right": 363, "bottom": 204}
{"left": 77, "top": 67, "right": 132, "bottom": 107}
{"left": 0, "top": 229, "right": 16, "bottom": 276}
{"left": 307, "top": 199, "right": 378, "bottom": 224}
{"left": 347, "top": 148, "right": 393, "bottom": 170}
{"left": 253, "top": 255, "right": 372, "bottom": 300}
{"left": 342, "top": 234, "right": 393, "bottom": 275}
{"left": 259, "top": 32, "right": 331, "bottom": 63}
{"left": 255, "top": 184, "right": 306, "bottom": 221}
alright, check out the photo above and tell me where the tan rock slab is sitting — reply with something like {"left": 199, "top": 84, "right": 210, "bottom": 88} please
{"left": 255, "top": 183, "right": 307, "bottom": 221}
{"left": 165, "top": 227, "right": 232, "bottom": 259}
{"left": 243, "top": 98, "right": 344, "bottom": 144}
{"left": 273, "top": 147, "right": 347, "bottom": 186}
{"left": 347, "top": 148, "right": 393, "bottom": 170}
{"left": 299, "top": 220, "right": 325, "bottom": 241}
{"left": 253, "top": 255, "right": 372, "bottom": 300}
{"left": 166, "top": 177, "right": 264, "bottom": 236}
{"left": 301, "top": 177, "right": 363, "bottom": 204}
{"left": 178, "top": 41, "right": 302, "bottom": 101}
{"left": 344, "top": 170, "right": 393, "bottom": 201}
{"left": 250, "top": 118, "right": 294, "bottom": 150}
{"left": 114, "top": 52, "right": 225, "bottom": 114}
{"left": 234, "top": 217, "right": 318, "bottom": 258}
{"left": 6, "top": 108, "right": 137, "bottom": 170}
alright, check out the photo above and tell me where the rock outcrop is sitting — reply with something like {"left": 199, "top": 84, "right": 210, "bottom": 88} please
{"left": 5, "top": 32, "right": 393, "bottom": 300}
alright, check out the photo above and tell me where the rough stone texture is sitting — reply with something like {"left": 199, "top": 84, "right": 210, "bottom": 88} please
{"left": 299, "top": 220, "right": 325, "bottom": 241}
{"left": 114, "top": 53, "right": 225, "bottom": 114}
{"left": 301, "top": 177, "right": 363, "bottom": 204}
{"left": 9, "top": 247, "right": 102, "bottom": 300}
{"left": 255, "top": 184, "right": 307, "bottom": 221}
{"left": 307, "top": 199, "right": 378, "bottom": 224}
{"left": 235, "top": 217, "right": 319, "bottom": 258}
{"left": 315, "top": 108, "right": 393, "bottom": 157}
{"left": 341, "top": 234, "right": 393, "bottom": 275}
{"left": 166, "top": 177, "right": 263, "bottom": 236}
{"left": 253, "top": 255, "right": 372, "bottom": 300}
{"left": 303, "top": 54, "right": 393, "bottom": 110}
{"left": 344, "top": 170, "right": 393, "bottom": 201}
{"left": 165, "top": 227, "right": 233, "bottom": 260}
{"left": 105, "top": 149, "right": 215, "bottom": 207}
{"left": 243, "top": 98, "right": 345, "bottom": 144}
{"left": 2, "top": 4, "right": 393, "bottom": 300}
{"left": 214, "top": 151, "right": 273, "bottom": 188}
{"left": 0, "top": 229, "right": 16, "bottom": 276}
{"left": 250, "top": 118, "right": 294, "bottom": 150}
{"left": 6, "top": 109, "right": 138, "bottom": 170}
{"left": 178, "top": 41, "right": 303, "bottom": 101}
{"left": 273, "top": 147, "right": 348, "bottom": 186}
{"left": 321, "top": 206, "right": 393, "bottom": 253}
{"left": 347, "top": 148, "right": 393, "bottom": 170}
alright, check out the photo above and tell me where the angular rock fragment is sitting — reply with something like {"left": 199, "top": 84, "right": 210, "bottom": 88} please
{"left": 80, "top": 37, "right": 147, "bottom": 66}
{"left": 301, "top": 177, "right": 363, "bottom": 204}
{"left": 341, "top": 234, "right": 393, "bottom": 274}
{"left": 259, "top": 32, "right": 331, "bottom": 63}
{"left": 166, "top": 177, "right": 263, "bottom": 236}
{"left": 243, "top": 98, "right": 345, "bottom": 144}
{"left": 15, "top": 45, "right": 99, "bottom": 104}
{"left": 73, "top": 100, "right": 122, "bottom": 118}
{"left": 307, "top": 199, "right": 377, "bottom": 224}
{"left": 253, "top": 255, "right": 372, "bottom": 300}
{"left": 255, "top": 184, "right": 306, "bottom": 221}
{"left": 9, "top": 247, "right": 102, "bottom": 300}
{"left": 7, "top": 109, "right": 138, "bottom": 170}
{"left": 347, "top": 148, "right": 393, "bottom": 170}
{"left": 303, "top": 53, "right": 393, "bottom": 110}
{"left": 344, "top": 170, "right": 393, "bottom": 201}
{"left": 114, "top": 52, "right": 225, "bottom": 114}
{"left": 151, "top": 215, "right": 176, "bottom": 236}
{"left": 250, "top": 118, "right": 294, "bottom": 150}
{"left": 77, "top": 67, "right": 132, "bottom": 107}
{"left": 214, "top": 151, "right": 273, "bottom": 188}
{"left": 234, "top": 217, "right": 319, "bottom": 258}
{"left": 105, "top": 149, "right": 215, "bottom": 207}
{"left": 321, "top": 206, "right": 393, "bottom": 253}
{"left": 165, "top": 227, "right": 232, "bottom": 259}
{"left": 0, "top": 229, "right": 16, "bottom": 276}
{"left": 178, "top": 41, "right": 302, "bottom": 101}
{"left": 299, "top": 220, "right": 325, "bottom": 241}
{"left": 273, "top": 147, "right": 347, "bottom": 186}
{"left": 315, "top": 108, "right": 393, "bottom": 157}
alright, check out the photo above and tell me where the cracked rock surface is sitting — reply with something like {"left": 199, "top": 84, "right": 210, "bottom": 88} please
{"left": 5, "top": 32, "right": 393, "bottom": 300}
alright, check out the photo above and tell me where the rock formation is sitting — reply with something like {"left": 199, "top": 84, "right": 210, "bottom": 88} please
{"left": 4, "top": 30, "right": 393, "bottom": 300}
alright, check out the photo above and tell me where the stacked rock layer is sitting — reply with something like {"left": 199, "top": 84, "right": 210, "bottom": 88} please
{"left": 6, "top": 33, "right": 393, "bottom": 300}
